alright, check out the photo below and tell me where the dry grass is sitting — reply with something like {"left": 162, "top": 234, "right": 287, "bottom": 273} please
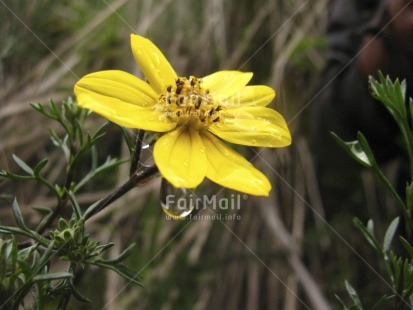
{"left": 1, "top": 0, "right": 396, "bottom": 309}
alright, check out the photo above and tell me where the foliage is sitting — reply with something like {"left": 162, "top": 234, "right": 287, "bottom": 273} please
{"left": 333, "top": 74, "right": 413, "bottom": 309}
{"left": 0, "top": 99, "right": 146, "bottom": 308}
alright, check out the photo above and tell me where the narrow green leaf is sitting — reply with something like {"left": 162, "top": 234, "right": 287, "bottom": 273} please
{"left": 35, "top": 241, "right": 55, "bottom": 270}
{"left": 82, "top": 200, "right": 103, "bottom": 220}
{"left": 9, "top": 237, "right": 18, "bottom": 268}
{"left": 120, "top": 126, "right": 135, "bottom": 154}
{"left": 33, "top": 158, "right": 49, "bottom": 176}
{"left": 0, "top": 225, "right": 32, "bottom": 238}
{"left": 407, "top": 182, "right": 413, "bottom": 215}
{"left": 67, "top": 191, "right": 82, "bottom": 219}
{"left": 12, "top": 199, "right": 29, "bottom": 232}
{"left": 331, "top": 133, "right": 373, "bottom": 168}
{"left": 402, "top": 260, "right": 413, "bottom": 300}
{"left": 357, "top": 132, "right": 378, "bottom": 167}
{"left": 353, "top": 218, "right": 381, "bottom": 253}
{"left": 92, "top": 122, "right": 109, "bottom": 141}
{"left": 33, "top": 272, "right": 73, "bottom": 282}
{"left": 345, "top": 280, "right": 363, "bottom": 309}
{"left": 410, "top": 98, "right": 413, "bottom": 129}
{"left": 0, "top": 170, "right": 35, "bottom": 181}
{"left": 50, "top": 129, "right": 63, "bottom": 147}
{"left": 400, "top": 237, "right": 413, "bottom": 259}
{"left": 101, "top": 243, "right": 136, "bottom": 265}
{"left": 335, "top": 294, "right": 351, "bottom": 310}
{"left": 94, "top": 261, "right": 143, "bottom": 286}
{"left": 393, "top": 79, "right": 407, "bottom": 119}
{"left": 12, "top": 154, "right": 33, "bottom": 175}
{"left": 371, "top": 295, "right": 395, "bottom": 310}
{"left": 32, "top": 206, "right": 52, "bottom": 216}
{"left": 70, "top": 282, "right": 92, "bottom": 303}
{"left": 30, "top": 102, "right": 57, "bottom": 120}
{"left": 49, "top": 99, "right": 62, "bottom": 121}
{"left": 383, "top": 217, "right": 399, "bottom": 252}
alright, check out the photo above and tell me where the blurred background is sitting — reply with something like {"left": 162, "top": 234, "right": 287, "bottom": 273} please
{"left": 0, "top": 0, "right": 401, "bottom": 309}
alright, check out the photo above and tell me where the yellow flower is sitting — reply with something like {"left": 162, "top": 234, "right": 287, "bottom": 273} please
{"left": 74, "top": 34, "right": 291, "bottom": 196}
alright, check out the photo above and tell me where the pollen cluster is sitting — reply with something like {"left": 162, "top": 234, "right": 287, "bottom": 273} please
{"left": 158, "top": 76, "right": 222, "bottom": 129}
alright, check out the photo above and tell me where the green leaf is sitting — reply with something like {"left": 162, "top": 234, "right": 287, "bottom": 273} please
{"left": 30, "top": 102, "right": 58, "bottom": 120}
{"left": 410, "top": 98, "right": 413, "bottom": 128}
{"left": 49, "top": 99, "right": 62, "bottom": 122}
{"left": 369, "top": 73, "right": 406, "bottom": 122}
{"left": 67, "top": 191, "right": 82, "bottom": 220}
{"left": 32, "top": 241, "right": 56, "bottom": 274}
{"left": 0, "top": 170, "right": 34, "bottom": 181}
{"left": 335, "top": 294, "right": 351, "bottom": 310}
{"left": 353, "top": 218, "right": 381, "bottom": 253}
{"left": 0, "top": 225, "right": 32, "bottom": 238}
{"left": 33, "top": 158, "right": 49, "bottom": 176}
{"left": 12, "top": 154, "right": 34, "bottom": 175}
{"left": 331, "top": 132, "right": 375, "bottom": 168}
{"left": 32, "top": 206, "right": 52, "bottom": 216}
{"left": 82, "top": 200, "right": 103, "bottom": 221}
{"left": 70, "top": 282, "right": 92, "bottom": 303}
{"left": 12, "top": 199, "right": 29, "bottom": 232}
{"left": 100, "top": 243, "right": 136, "bottom": 265}
{"left": 383, "top": 217, "right": 399, "bottom": 252}
{"left": 93, "top": 242, "right": 115, "bottom": 253}
{"left": 371, "top": 295, "right": 395, "bottom": 309}
{"left": 33, "top": 272, "right": 73, "bottom": 282}
{"left": 400, "top": 237, "right": 413, "bottom": 259}
{"left": 407, "top": 182, "right": 413, "bottom": 216}
{"left": 402, "top": 259, "right": 413, "bottom": 300}
{"left": 345, "top": 280, "right": 363, "bottom": 309}
{"left": 120, "top": 127, "right": 135, "bottom": 154}
{"left": 94, "top": 261, "right": 143, "bottom": 286}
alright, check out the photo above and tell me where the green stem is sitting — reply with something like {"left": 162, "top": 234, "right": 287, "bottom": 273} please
{"left": 399, "top": 120, "right": 413, "bottom": 179}
{"left": 374, "top": 166, "right": 412, "bottom": 234}
{"left": 36, "top": 137, "right": 79, "bottom": 234}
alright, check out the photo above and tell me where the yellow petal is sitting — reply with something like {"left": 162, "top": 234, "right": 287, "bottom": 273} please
{"left": 201, "top": 132, "right": 271, "bottom": 196}
{"left": 220, "top": 85, "right": 275, "bottom": 108}
{"left": 130, "top": 34, "right": 178, "bottom": 94}
{"left": 75, "top": 70, "right": 158, "bottom": 107}
{"left": 75, "top": 70, "right": 176, "bottom": 132}
{"left": 209, "top": 107, "right": 291, "bottom": 147}
{"left": 202, "top": 71, "right": 253, "bottom": 103}
{"left": 154, "top": 127, "right": 207, "bottom": 188}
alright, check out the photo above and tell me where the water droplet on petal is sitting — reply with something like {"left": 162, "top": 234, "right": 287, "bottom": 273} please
{"left": 160, "top": 178, "right": 196, "bottom": 219}
{"left": 251, "top": 139, "right": 257, "bottom": 145}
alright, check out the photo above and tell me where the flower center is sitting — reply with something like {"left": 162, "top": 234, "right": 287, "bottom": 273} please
{"left": 158, "top": 76, "right": 222, "bottom": 129}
